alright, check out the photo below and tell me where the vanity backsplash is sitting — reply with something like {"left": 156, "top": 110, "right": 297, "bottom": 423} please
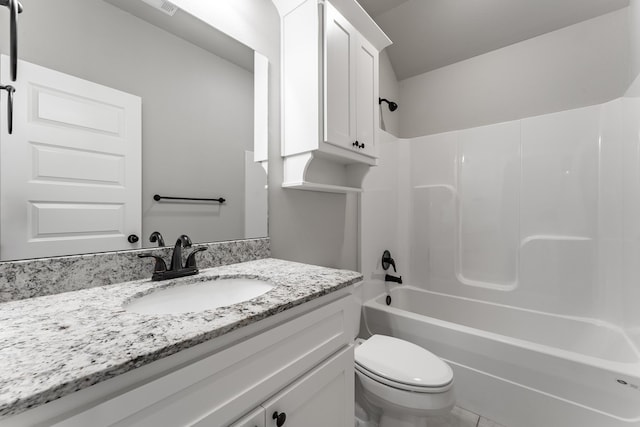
{"left": 0, "top": 238, "right": 270, "bottom": 303}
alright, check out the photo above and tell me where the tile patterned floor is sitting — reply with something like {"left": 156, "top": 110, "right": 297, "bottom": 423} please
{"left": 428, "top": 406, "right": 506, "bottom": 427}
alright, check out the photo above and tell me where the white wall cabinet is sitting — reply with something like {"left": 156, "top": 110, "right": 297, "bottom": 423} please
{"left": 275, "top": 0, "right": 391, "bottom": 193}
{"left": 324, "top": 4, "right": 378, "bottom": 160}
{"left": 5, "top": 294, "right": 357, "bottom": 427}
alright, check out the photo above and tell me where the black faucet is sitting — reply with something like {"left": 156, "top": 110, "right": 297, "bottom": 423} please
{"left": 170, "top": 234, "right": 192, "bottom": 271}
{"left": 138, "top": 234, "right": 207, "bottom": 281}
{"left": 382, "top": 250, "right": 402, "bottom": 284}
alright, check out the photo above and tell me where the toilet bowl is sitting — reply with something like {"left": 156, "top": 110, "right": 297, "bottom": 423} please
{"left": 355, "top": 334, "right": 455, "bottom": 427}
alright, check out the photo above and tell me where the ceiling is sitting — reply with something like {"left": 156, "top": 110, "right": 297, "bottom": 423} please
{"left": 357, "top": 0, "right": 630, "bottom": 80}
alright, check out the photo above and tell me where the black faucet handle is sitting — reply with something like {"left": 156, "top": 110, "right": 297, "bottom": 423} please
{"left": 185, "top": 247, "right": 207, "bottom": 269}
{"left": 381, "top": 250, "right": 397, "bottom": 272}
{"left": 138, "top": 254, "right": 167, "bottom": 272}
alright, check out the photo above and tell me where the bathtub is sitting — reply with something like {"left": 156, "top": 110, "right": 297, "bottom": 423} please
{"left": 362, "top": 286, "right": 640, "bottom": 427}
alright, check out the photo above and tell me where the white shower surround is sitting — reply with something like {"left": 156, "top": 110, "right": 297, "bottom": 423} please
{"left": 407, "top": 96, "right": 640, "bottom": 338}
{"left": 360, "top": 96, "right": 640, "bottom": 426}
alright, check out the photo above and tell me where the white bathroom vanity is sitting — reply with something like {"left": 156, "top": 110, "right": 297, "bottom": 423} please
{"left": 0, "top": 259, "right": 362, "bottom": 427}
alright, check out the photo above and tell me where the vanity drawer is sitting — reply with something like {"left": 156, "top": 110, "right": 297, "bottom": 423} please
{"left": 53, "top": 295, "right": 355, "bottom": 427}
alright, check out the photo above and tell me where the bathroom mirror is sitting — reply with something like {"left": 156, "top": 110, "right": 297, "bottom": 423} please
{"left": 0, "top": 0, "right": 268, "bottom": 261}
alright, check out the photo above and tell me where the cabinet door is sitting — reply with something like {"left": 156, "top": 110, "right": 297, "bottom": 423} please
{"left": 324, "top": 2, "right": 357, "bottom": 150}
{"left": 262, "top": 346, "right": 354, "bottom": 427}
{"left": 355, "top": 37, "right": 378, "bottom": 158}
{"left": 229, "top": 407, "right": 265, "bottom": 427}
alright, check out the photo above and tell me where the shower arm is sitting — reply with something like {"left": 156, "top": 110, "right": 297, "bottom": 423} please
{"left": 0, "top": 0, "right": 24, "bottom": 82}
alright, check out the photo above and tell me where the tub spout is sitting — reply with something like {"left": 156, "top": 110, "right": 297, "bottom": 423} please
{"left": 385, "top": 274, "right": 402, "bottom": 284}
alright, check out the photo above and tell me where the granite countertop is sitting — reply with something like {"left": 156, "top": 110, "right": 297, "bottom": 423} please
{"left": 0, "top": 258, "right": 363, "bottom": 418}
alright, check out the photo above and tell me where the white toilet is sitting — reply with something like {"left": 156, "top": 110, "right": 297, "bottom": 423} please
{"left": 355, "top": 334, "right": 455, "bottom": 427}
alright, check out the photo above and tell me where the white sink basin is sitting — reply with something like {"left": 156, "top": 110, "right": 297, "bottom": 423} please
{"left": 125, "top": 278, "right": 275, "bottom": 315}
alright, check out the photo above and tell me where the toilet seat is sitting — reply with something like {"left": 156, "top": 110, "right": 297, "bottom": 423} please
{"left": 355, "top": 335, "right": 453, "bottom": 393}
{"left": 355, "top": 364, "right": 453, "bottom": 393}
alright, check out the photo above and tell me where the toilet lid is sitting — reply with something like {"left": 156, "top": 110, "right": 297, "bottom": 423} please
{"left": 355, "top": 335, "right": 453, "bottom": 388}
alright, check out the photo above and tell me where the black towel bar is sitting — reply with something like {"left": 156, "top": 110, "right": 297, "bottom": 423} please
{"left": 153, "top": 194, "right": 226, "bottom": 204}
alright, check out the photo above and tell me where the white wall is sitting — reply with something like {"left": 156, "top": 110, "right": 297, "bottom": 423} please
{"left": 378, "top": 50, "right": 400, "bottom": 136}
{"left": 398, "top": 9, "right": 631, "bottom": 137}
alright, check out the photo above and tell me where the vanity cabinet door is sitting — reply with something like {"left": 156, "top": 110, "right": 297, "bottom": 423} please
{"left": 228, "top": 407, "right": 265, "bottom": 427}
{"left": 261, "top": 346, "right": 354, "bottom": 427}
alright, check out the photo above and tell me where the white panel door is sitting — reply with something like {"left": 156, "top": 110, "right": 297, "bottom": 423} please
{"left": 0, "top": 55, "right": 141, "bottom": 260}
{"left": 261, "top": 346, "right": 354, "bottom": 427}
{"left": 324, "top": 1, "right": 357, "bottom": 150}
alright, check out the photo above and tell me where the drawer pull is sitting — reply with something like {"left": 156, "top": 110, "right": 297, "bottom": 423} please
{"left": 272, "top": 411, "right": 287, "bottom": 426}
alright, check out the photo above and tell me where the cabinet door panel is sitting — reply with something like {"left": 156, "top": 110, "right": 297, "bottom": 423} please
{"left": 262, "top": 346, "right": 354, "bottom": 427}
{"left": 229, "top": 407, "right": 265, "bottom": 427}
{"left": 356, "top": 38, "right": 378, "bottom": 158}
{"left": 324, "top": 2, "right": 356, "bottom": 149}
